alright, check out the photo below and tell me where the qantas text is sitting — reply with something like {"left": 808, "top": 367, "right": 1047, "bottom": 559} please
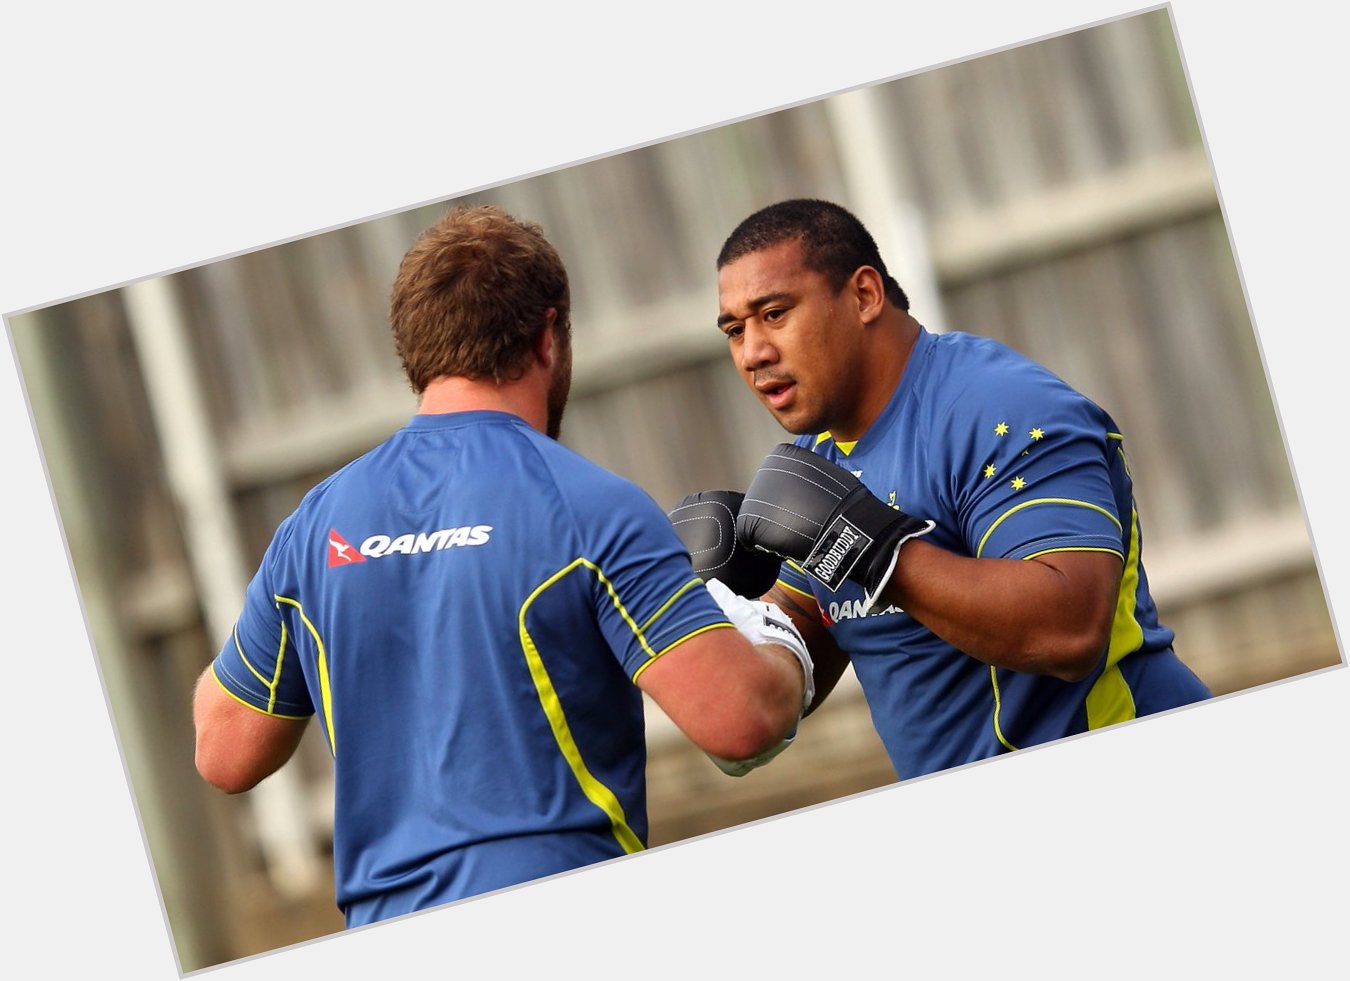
{"left": 360, "top": 525, "right": 493, "bottom": 557}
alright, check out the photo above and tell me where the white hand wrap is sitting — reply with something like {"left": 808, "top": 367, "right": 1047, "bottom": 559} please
{"left": 706, "top": 732, "right": 797, "bottom": 777}
{"left": 705, "top": 579, "right": 815, "bottom": 713}
{"left": 702, "top": 579, "right": 815, "bottom": 777}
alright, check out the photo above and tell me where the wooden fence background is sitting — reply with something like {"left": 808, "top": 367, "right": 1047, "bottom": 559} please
{"left": 8, "top": 9, "right": 1338, "bottom": 971}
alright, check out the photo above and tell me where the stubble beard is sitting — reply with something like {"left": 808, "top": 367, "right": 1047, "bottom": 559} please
{"left": 546, "top": 341, "right": 573, "bottom": 440}
{"left": 761, "top": 384, "right": 829, "bottom": 438}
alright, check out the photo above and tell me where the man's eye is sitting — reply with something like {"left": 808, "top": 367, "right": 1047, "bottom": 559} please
{"left": 764, "top": 308, "right": 785, "bottom": 322}
{"left": 724, "top": 324, "right": 744, "bottom": 339}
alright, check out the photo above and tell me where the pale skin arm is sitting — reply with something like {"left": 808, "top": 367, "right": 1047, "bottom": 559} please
{"left": 880, "top": 543, "right": 1122, "bottom": 683}
{"left": 193, "top": 666, "right": 310, "bottom": 794}
{"left": 635, "top": 627, "right": 805, "bottom": 762}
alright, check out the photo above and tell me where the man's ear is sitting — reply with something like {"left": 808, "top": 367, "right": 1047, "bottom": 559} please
{"left": 533, "top": 307, "right": 560, "bottom": 367}
{"left": 851, "top": 266, "right": 887, "bottom": 325}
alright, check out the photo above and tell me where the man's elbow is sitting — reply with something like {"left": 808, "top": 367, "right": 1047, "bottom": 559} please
{"left": 195, "top": 741, "right": 261, "bottom": 795}
{"left": 700, "top": 687, "right": 801, "bottom": 761}
{"left": 703, "top": 717, "right": 786, "bottom": 763}
{"left": 1029, "top": 554, "right": 1122, "bottom": 683}
{"left": 1048, "top": 652, "right": 1098, "bottom": 684}
{"left": 1045, "top": 625, "right": 1113, "bottom": 683}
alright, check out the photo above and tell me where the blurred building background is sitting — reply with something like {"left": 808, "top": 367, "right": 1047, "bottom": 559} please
{"left": 7, "top": 9, "right": 1339, "bottom": 973}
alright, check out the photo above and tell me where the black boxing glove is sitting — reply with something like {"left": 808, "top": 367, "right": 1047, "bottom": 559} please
{"left": 737, "top": 443, "right": 935, "bottom": 612}
{"left": 667, "top": 490, "right": 782, "bottom": 599}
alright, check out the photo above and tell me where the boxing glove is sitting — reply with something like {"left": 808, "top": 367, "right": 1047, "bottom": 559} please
{"left": 668, "top": 489, "right": 782, "bottom": 599}
{"left": 737, "top": 443, "right": 934, "bottom": 613}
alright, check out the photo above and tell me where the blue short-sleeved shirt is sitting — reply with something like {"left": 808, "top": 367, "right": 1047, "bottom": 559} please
{"left": 210, "top": 410, "right": 731, "bottom": 925}
{"left": 777, "top": 329, "right": 1210, "bottom": 778}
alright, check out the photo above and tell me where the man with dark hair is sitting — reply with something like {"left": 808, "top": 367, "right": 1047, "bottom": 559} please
{"left": 677, "top": 197, "right": 1209, "bottom": 780}
{"left": 193, "top": 205, "right": 812, "bottom": 927}
{"left": 716, "top": 198, "right": 911, "bottom": 311}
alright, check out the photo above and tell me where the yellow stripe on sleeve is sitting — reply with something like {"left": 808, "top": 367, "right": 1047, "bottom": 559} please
{"left": 632, "top": 622, "right": 736, "bottom": 684}
{"left": 232, "top": 626, "right": 271, "bottom": 689}
{"left": 976, "top": 498, "right": 1122, "bottom": 559}
{"left": 268, "top": 620, "right": 289, "bottom": 715}
{"left": 230, "top": 621, "right": 299, "bottom": 718}
{"left": 1022, "top": 546, "right": 1125, "bottom": 562}
{"left": 638, "top": 577, "right": 704, "bottom": 633}
{"left": 209, "top": 664, "right": 310, "bottom": 721}
{"left": 275, "top": 595, "right": 337, "bottom": 756}
{"left": 519, "top": 559, "right": 648, "bottom": 854}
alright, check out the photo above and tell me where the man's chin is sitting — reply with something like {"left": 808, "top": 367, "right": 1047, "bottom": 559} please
{"left": 769, "top": 407, "right": 819, "bottom": 437}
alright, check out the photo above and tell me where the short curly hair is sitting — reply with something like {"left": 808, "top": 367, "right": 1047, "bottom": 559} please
{"left": 389, "top": 205, "right": 572, "bottom": 394}
{"left": 717, "top": 199, "right": 909, "bottom": 310}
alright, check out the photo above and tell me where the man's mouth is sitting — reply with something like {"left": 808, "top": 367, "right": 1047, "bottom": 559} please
{"left": 756, "top": 377, "right": 796, "bottom": 410}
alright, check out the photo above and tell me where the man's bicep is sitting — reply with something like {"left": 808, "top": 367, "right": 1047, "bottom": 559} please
{"left": 193, "top": 666, "right": 309, "bottom": 794}
{"left": 1030, "top": 549, "right": 1123, "bottom": 643}
{"left": 635, "top": 625, "right": 794, "bottom": 761}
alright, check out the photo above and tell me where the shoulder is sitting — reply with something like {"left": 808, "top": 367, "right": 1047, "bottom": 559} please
{"left": 521, "top": 430, "right": 669, "bottom": 530}
{"left": 281, "top": 441, "right": 384, "bottom": 525}
{"left": 929, "top": 331, "right": 1050, "bottom": 384}
{"left": 255, "top": 431, "right": 406, "bottom": 569}
{"left": 928, "top": 331, "right": 1100, "bottom": 418}
{"left": 525, "top": 429, "right": 642, "bottom": 495}
{"left": 294, "top": 454, "right": 367, "bottom": 510}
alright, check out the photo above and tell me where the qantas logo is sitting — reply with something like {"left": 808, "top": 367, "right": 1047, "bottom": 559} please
{"left": 815, "top": 589, "right": 904, "bottom": 626}
{"left": 327, "top": 529, "right": 365, "bottom": 567}
{"left": 327, "top": 524, "right": 493, "bottom": 567}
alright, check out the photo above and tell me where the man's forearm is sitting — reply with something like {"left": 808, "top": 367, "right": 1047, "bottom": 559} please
{"left": 883, "top": 541, "right": 1120, "bottom": 681}
{"left": 765, "top": 584, "right": 851, "bottom": 714}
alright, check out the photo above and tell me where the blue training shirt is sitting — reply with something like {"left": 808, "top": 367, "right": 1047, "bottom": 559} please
{"left": 777, "top": 328, "right": 1210, "bottom": 779}
{"left": 210, "top": 410, "right": 732, "bottom": 925}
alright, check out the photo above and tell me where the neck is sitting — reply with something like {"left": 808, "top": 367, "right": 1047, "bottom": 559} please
{"left": 417, "top": 373, "right": 549, "bottom": 434}
{"left": 833, "top": 310, "right": 921, "bottom": 443}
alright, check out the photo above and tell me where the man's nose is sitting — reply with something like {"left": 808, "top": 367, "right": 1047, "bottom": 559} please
{"left": 739, "top": 322, "right": 778, "bottom": 372}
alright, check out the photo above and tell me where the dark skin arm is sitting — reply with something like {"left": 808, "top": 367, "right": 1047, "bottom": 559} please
{"left": 880, "top": 544, "right": 1122, "bottom": 683}
{"left": 763, "top": 582, "right": 850, "bottom": 715}
{"left": 764, "top": 545, "right": 1118, "bottom": 694}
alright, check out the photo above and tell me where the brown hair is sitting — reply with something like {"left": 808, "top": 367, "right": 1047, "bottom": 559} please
{"left": 389, "top": 205, "right": 572, "bottom": 393}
